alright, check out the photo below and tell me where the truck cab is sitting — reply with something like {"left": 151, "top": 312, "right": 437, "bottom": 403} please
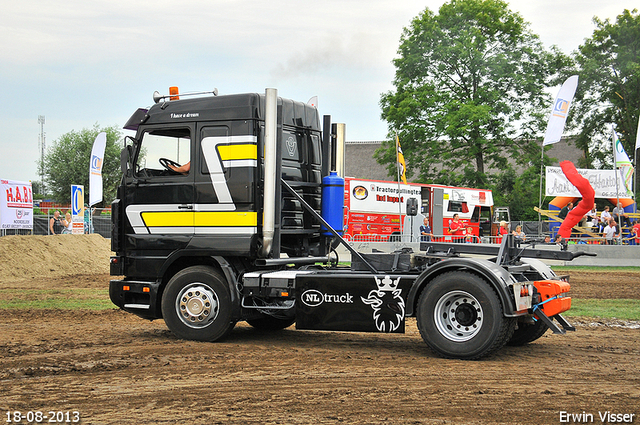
{"left": 112, "top": 92, "right": 324, "bottom": 277}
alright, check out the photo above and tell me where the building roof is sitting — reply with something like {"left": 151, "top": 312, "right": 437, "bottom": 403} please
{"left": 344, "top": 138, "right": 584, "bottom": 181}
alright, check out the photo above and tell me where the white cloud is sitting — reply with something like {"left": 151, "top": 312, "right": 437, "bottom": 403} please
{"left": 0, "top": 0, "right": 636, "bottom": 183}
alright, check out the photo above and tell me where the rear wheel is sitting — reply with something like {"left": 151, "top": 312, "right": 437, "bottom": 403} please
{"left": 507, "top": 320, "right": 549, "bottom": 346}
{"left": 416, "top": 271, "right": 515, "bottom": 359}
{"left": 161, "top": 266, "right": 235, "bottom": 341}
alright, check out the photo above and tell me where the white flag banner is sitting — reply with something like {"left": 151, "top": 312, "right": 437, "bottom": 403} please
{"left": 636, "top": 114, "right": 640, "bottom": 151}
{"left": 545, "top": 166, "right": 631, "bottom": 199}
{"left": 89, "top": 132, "right": 107, "bottom": 207}
{"left": 612, "top": 128, "right": 634, "bottom": 197}
{"left": 542, "top": 75, "right": 579, "bottom": 146}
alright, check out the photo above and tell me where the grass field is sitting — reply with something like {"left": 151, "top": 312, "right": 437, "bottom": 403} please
{"left": 563, "top": 299, "right": 639, "bottom": 320}
{"left": 552, "top": 266, "right": 640, "bottom": 272}
{"left": 0, "top": 288, "right": 112, "bottom": 310}
{"left": 1, "top": 286, "right": 637, "bottom": 321}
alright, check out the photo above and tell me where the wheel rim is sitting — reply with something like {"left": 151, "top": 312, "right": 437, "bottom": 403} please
{"left": 176, "top": 283, "right": 219, "bottom": 329}
{"left": 434, "top": 290, "right": 483, "bottom": 342}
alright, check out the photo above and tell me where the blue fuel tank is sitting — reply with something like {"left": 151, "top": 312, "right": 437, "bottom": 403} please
{"left": 321, "top": 171, "right": 344, "bottom": 236}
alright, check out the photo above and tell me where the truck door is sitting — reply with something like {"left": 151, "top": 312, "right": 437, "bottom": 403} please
{"left": 126, "top": 125, "right": 195, "bottom": 241}
{"left": 193, "top": 124, "right": 258, "bottom": 254}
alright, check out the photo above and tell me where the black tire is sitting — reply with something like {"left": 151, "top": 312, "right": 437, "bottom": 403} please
{"left": 247, "top": 314, "right": 296, "bottom": 331}
{"left": 507, "top": 320, "right": 549, "bottom": 346}
{"left": 161, "top": 266, "right": 236, "bottom": 342}
{"left": 416, "top": 271, "right": 516, "bottom": 360}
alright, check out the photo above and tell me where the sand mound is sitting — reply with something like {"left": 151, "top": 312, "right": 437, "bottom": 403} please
{"left": 0, "top": 234, "right": 112, "bottom": 280}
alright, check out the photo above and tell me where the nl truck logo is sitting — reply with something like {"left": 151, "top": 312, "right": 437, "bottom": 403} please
{"left": 300, "top": 290, "right": 354, "bottom": 307}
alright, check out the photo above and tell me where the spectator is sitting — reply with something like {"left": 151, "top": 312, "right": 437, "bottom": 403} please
{"left": 448, "top": 213, "right": 465, "bottom": 243}
{"left": 84, "top": 207, "right": 92, "bottom": 234}
{"left": 603, "top": 219, "right": 618, "bottom": 245}
{"left": 512, "top": 225, "right": 526, "bottom": 242}
{"left": 612, "top": 202, "right": 632, "bottom": 227}
{"left": 464, "top": 227, "right": 475, "bottom": 243}
{"left": 49, "top": 210, "right": 63, "bottom": 235}
{"left": 543, "top": 235, "right": 552, "bottom": 243}
{"left": 586, "top": 204, "right": 598, "bottom": 230}
{"left": 419, "top": 217, "right": 433, "bottom": 242}
{"left": 61, "top": 212, "right": 73, "bottom": 234}
{"left": 599, "top": 206, "right": 612, "bottom": 232}
{"left": 496, "top": 221, "right": 509, "bottom": 244}
{"left": 558, "top": 202, "right": 573, "bottom": 220}
{"left": 631, "top": 221, "right": 640, "bottom": 246}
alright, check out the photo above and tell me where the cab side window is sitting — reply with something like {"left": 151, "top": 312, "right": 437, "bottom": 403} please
{"left": 135, "top": 128, "right": 191, "bottom": 177}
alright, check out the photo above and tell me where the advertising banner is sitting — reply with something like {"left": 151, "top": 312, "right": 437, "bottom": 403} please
{"left": 542, "top": 75, "right": 579, "bottom": 146}
{"left": 1, "top": 179, "right": 33, "bottom": 229}
{"left": 71, "top": 185, "right": 85, "bottom": 234}
{"left": 545, "top": 166, "right": 631, "bottom": 199}
{"left": 89, "top": 132, "right": 106, "bottom": 207}
{"left": 348, "top": 179, "right": 421, "bottom": 215}
{"left": 612, "top": 128, "right": 634, "bottom": 197}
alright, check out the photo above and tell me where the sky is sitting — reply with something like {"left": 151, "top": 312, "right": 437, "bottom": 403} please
{"left": 0, "top": 0, "right": 635, "bottom": 183}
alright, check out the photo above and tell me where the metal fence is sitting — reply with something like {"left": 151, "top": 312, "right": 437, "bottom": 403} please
{"left": 346, "top": 220, "right": 639, "bottom": 246}
{"left": 0, "top": 208, "right": 111, "bottom": 238}
{"left": 3, "top": 216, "right": 637, "bottom": 245}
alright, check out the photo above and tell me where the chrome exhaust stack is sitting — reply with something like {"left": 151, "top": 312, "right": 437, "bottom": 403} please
{"left": 260, "top": 88, "right": 278, "bottom": 258}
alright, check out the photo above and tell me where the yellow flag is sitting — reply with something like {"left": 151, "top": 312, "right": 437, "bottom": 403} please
{"left": 396, "top": 134, "right": 407, "bottom": 184}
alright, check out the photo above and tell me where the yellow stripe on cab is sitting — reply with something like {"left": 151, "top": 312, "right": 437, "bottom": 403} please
{"left": 217, "top": 144, "right": 257, "bottom": 161}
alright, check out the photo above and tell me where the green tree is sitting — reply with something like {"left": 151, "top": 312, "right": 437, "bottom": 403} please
{"left": 41, "top": 124, "right": 123, "bottom": 205}
{"left": 378, "top": 0, "right": 570, "bottom": 188}
{"left": 571, "top": 9, "right": 640, "bottom": 175}
{"left": 493, "top": 161, "right": 551, "bottom": 221}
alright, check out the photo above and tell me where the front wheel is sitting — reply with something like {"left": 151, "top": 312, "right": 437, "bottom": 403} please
{"left": 161, "top": 266, "right": 235, "bottom": 341}
{"left": 416, "top": 271, "right": 515, "bottom": 359}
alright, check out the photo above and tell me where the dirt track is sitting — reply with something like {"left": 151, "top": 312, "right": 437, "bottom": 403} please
{"left": 1, "top": 236, "right": 639, "bottom": 424}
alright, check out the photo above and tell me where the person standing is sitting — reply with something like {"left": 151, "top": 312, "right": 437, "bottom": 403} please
{"left": 603, "top": 219, "right": 618, "bottom": 245}
{"left": 62, "top": 212, "right": 73, "bottom": 234}
{"left": 496, "top": 221, "right": 509, "bottom": 244}
{"left": 464, "top": 227, "right": 476, "bottom": 243}
{"left": 419, "top": 217, "right": 434, "bottom": 242}
{"left": 49, "top": 210, "right": 63, "bottom": 235}
{"left": 448, "top": 213, "right": 465, "bottom": 242}
{"left": 631, "top": 221, "right": 640, "bottom": 246}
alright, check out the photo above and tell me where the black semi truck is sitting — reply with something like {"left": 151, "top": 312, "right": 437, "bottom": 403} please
{"left": 109, "top": 88, "right": 585, "bottom": 359}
